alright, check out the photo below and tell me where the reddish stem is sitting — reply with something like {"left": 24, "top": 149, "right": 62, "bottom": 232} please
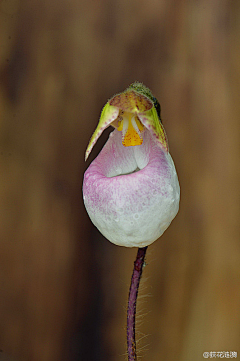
{"left": 127, "top": 246, "right": 148, "bottom": 361}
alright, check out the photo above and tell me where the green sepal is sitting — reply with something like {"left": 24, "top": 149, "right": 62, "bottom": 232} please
{"left": 85, "top": 82, "right": 168, "bottom": 160}
{"left": 85, "top": 103, "right": 119, "bottom": 160}
{"left": 138, "top": 107, "right": 168, "bottom": 152}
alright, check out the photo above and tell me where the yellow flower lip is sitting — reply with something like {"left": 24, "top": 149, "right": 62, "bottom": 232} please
{"left": 109, "top": 89, "right": 153, "bottom": 113}
{"left": 85, "top": 82, "right": 169, "bottom": 161}
{"left": 116, "top": 111, "right": 144, "bottom": 147}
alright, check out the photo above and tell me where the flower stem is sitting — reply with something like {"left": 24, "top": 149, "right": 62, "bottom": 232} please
{"left": 127, "top": 246, "right": 148, "bottom": 361}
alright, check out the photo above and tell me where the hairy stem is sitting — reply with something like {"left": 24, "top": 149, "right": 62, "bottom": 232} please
{"left": 127, "top": 246, "right": 148, "bottom": 361}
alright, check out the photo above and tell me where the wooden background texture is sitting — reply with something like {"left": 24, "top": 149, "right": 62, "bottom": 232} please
{"left": 0, "top": 0, "right": 239, "bottom": 360}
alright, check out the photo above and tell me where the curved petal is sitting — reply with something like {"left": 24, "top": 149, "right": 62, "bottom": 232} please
{"left": 109, "top": 85, "right": 168, "bottom": 152}
{"left": 85, "top": 103, "right": 119, "bottom": 160}
{"left": 138, "top": 107, "right": 168, "bottom": 152}
{"left": 83, "top": 130, "right": 180, "bottom": 247}
{"left": 109, "top": 89, "right": 153, "bottom": 113}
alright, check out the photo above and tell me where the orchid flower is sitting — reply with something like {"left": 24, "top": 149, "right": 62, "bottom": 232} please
{"left": 83, "top": 82, "right": 180, "bottom": 248}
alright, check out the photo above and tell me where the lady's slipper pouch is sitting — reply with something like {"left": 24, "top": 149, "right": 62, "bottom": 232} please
{"left": 83, "top": 83, "right": 180, "bottom": 247}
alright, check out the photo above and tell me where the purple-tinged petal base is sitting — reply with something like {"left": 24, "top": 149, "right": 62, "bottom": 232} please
{"left": 83, "top": 130, "right": 180, "bottom": 247}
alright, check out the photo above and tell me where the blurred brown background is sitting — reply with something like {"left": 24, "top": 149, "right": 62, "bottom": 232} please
{"left": 0, "top": 0, "right": 239, "bottom": 360}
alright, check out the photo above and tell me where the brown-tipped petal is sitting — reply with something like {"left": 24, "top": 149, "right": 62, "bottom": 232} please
{"left": 109, "top": 90, "right": 153, "bottom": 114}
